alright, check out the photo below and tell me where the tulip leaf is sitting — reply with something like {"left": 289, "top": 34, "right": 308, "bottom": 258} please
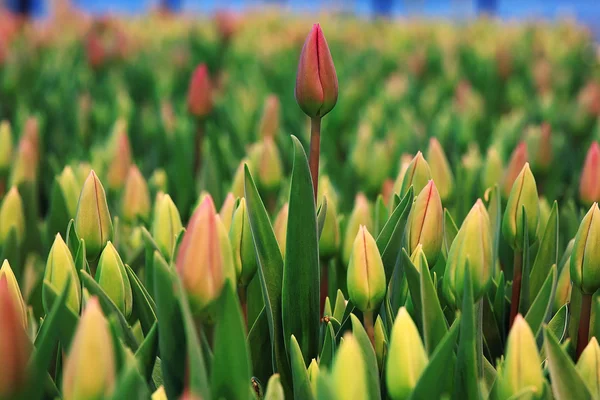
{"left": 135, "top": 321, "right": 158, "bottom": 383}
{"left": 376, "top": 187, "right": 414, "bottom": 283}
{"left": 482, "top": 295, "right": 503, "bottom": 361}
{"left": 1, "top": 228, "right": 20, "bottom": 277}
{"left": 46, "top": 180, "right": 71, "bottom": 247}
{"left": 443, "top": 209, "right": 458, "bottom": 259}
{"left": 410, "top": 317, "right": 460, "bottom": 400}
{"left": 79, "top": 270, "right": 139, "bottom": 351}
{"left": 548, "top": 304, "right": 568, "bottom": 343}
{"left": 332, "top": 289, "right": 346, "bottom": 322}
{"left": 264, "top": 374, "right": 285, "bottom": 400}
{"left": 244, "top": 164, "right": 291, "bottom": 396}
{"left": 126, "top": 264, "right": 157, "bottom": 335}
{"left": 420, "top": 261, "right": 448, "bottom": 354}
{"left": 289, "top": 335, "right": 314, "bottom": 400}
{"left": 248, "top": 308, "right": 273, "bottom": 386}
{"left": 374, "top": 194, "right": 387, "bottom": 237}
{"left": 212, "top": 282, "right": 253, "bottom": 400}
{"left": 111, "top": 359, "right": 150, "bottom": 400}
{"left": 529, "top": 201, "right": 559, "bottom": 300}
{"left": 518, "top": 207, "right": 531, "bottom": 315}
{"left": 486, "top": 186, "right": 502, "bottom": 266}
{"left": 282, "top": 136, "right": 320, "bottom": 364}
{"left": 350, "top": 314, "right": 381, "bottom": 399}
{"left": 525, "top": 264, "right": 557, "bottom": 338}
{"left": 65, "top": 219, "right": 78, "bottom": 256}
{"left": 544, "top": 327, "right": 593, "bottom": 400}
{"left": 74, "top": 238, "right": 89, "bottom": 275}
{"left": 39, "top": 279, "right": 79, "bottom": 349}
{"left": 316, "top": 370, "right": 336, "bottom": 400}
{"left": 319, "top": 321, "right": 336, "bottom": 369}
{"left": 317, "top": 196, "right": 327, "bottom": 240}
{"left": 493, "top": 272, "right": 506, "bottom": 339}
{"left": 403, "top": 248, "right": 423, "bottom": 329}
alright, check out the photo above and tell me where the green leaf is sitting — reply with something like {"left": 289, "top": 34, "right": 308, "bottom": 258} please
{"left": 289, "top": 335, "right": 314, "bottom": 400}
{"left": 332, "top": 290, "right": 346, "bottom": 322}
{"left": 350, "top": 314, "right": 381, "bottom": 399}
{"left": 65, "top": 219, "right": 78, "bottom": 256}
{"left": 374, "top": 194, "right": 387, "bottom": 237}
{"left": 421, "top": 265, "right": 448, "bottom": 354}
{"left": 548, "top": 304, "right": 568, "bottom": 342}
{"left": 264, "top": 374, "right": 285, "bottom": 400}
{"left": 443, "top": 209, "right": 458, "bottom": 259}
{"left": 248, "top": 308, "right": 273, "bottom": 386}
{"left": 529, "top": 202, "right": 559, "bottom": 300}
{"left": 317, "top": 196, "right": 327, "bottom": 240}
{"left": 244, "top": 165, "right": 291, "bottom": 396}
{"left": 111, "top": 359, "right": 150, "bottom": 400}
{"left": 1, "top": 227, "right": 20, "bottom": 277}
{"left": 212, "top": 282, "right": 253, "bottom": 400}
{"left": 486, "top": 185, "right": 502, "bottom": 271}
{"left": 482, "top": 295, "right": 503, "bottom": 362}
{"left": 319, "top": 321, "right": 336, "bottom": 369}
{"left": 125, "top": 264, "right": 157, "bottom": 335}
{"left": 40, "top": 279, "right": 79, "bottom": 349}
{"left": 410, "top": 317, "right": 460, "bottom": 400}
{"left": 135, "top": 321, "right": 159, "bottom": 383}
{"left": 46, "top": 180, "right": 71, "bottom": 247}
{"left": 403, "top": 248, "right": 423, "bottom": 329}
{"left": 74, "top": 238, "right": 89, "bottom": 276}
{"left": 525, "top": 264, "right": 557, "bottom": 338}
{"left": 316, "top": 370, "right": 336, "bottom": 400}
{"left": 518, "top": 207, "right": 531, "bottom": 315}
{"left": 544, "top": 327, "right": 593, "bottom": 400}
{"left": 493, "top": 272, "right": 506, "bottom": 339}
{"left": 376, "top": 187, "right": 414, "bottom": 283}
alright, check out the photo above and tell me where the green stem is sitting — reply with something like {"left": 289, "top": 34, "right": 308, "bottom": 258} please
{"left": 577, "top": 293, "right": 593, "bottom": 360}
{"left": 509, "top": 250, "right": 523, "bottom": 328}
{"left": 364, "top": 310, "right": 375, "bottom": 348}
{"left": 476, "top": 299, "right": 484, "bottom": 378}
{"left": 309, "top": 117, "right": 321, "bottom": 203}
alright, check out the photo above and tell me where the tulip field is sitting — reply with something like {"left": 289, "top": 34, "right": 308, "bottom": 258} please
{"left": 2, "top": 8, "right": 600, "bottom": 400}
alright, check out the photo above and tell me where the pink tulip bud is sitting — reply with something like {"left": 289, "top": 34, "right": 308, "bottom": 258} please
{"left": 580, "top": 142, "right": 600, "bottom": 205}
{"left": 295, "top": 24, "right": 338, "bottom": 118}
{"left": 187, "top": 64, "right": 213, "bottom": 119}
{"left": 502, "top": 142, "right": 528, "bottom": 198}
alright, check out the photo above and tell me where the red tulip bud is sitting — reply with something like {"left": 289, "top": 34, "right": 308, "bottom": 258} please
{"left": 580, "top": 142, "right": 600, "bottom": 205}
{"left": 295, "top": 24, "right": 338, "bottom": 118}
{"left": 187, "top": 64, "right": 213, "bottom": 119}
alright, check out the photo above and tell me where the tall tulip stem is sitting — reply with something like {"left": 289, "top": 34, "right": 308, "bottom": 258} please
{"left": 309, "top": 117, "right": 321, "bottom": 202}
{"left": 509, "top": 250, "right": 523, "bottom": 328}
{"left": 577, "top": 293, "right": 593, "bottom": 359}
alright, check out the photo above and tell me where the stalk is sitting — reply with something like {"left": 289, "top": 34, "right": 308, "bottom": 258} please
{"left": 238, "top": 285, "right": 248, "bottom": 328}
{"left": 363, "top": 310, "right": 375, "bottom": 348}
{"left": 577, "top": 293, "right": 593, "bottom": 359}
{"left": 194, "top": 121, "right": 205, "bottom": 177}
{"left": 509, "top": 250, "right": 523, "bottom": 328}
{"left": 309, "top": 117, "right": 321, "bottom": 202}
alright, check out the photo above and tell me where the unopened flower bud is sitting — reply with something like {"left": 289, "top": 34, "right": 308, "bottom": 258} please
{"left": 399, "top": 151, "right": 432, "bottom": 199}
{"left": 496, "top": 315, "right": 544, "bottom": 399}
{"left": 122, "top": 165, "right": 151, "bottom": 223}
{"left": 149, "top": 169, "right": 168, "bottom": 195}
{"left": 319, "top": 195, "right": 340, "bottom": 260}
{"left": 386, "top": 307, "right": 428, "bottom": 400}
{"left": 374, "top": 316, "right": 387, "bottom": 372}
{"left": 75, "top": 170, "right": 114, "bottom": 261}
{"left": 317, "top": 175, "right": 339, "bottom": 211}
{"left": 259, "top": 94, "right": 281, "bottom": 139}
{"left": 63, "top": 297, "right": 115, "bottom": 400}
{"left": 0, "top": 187, "right": 25, "bottom": 246}
{"left": 502, "top": 163, "right": 539, "bottom": 250}
{"left": 407, "top": 180, "right": 443, "bottom": 266}
{"left": 273, "top": 203, "right": 289, "bottom": 259}
{"left": 347, "top": 226, "right": 386, "bottom": 313}
{"left": 249, "top": 138, "right": 283, "bottom": 194}
{"left": 106, "top": 120, "right": 132, "bottom": 191}
{"left": 230, "top": 198, "right": 257, "bottom": 286}
{"left": 580, "top": 142, "right": 600, "bottom": 205}
{"left": 10, "top": 137, "right": 37, "bottom": 186}
{"left": 264, "top": 374, "right": 284, "bottom": 400}
{"left": 553, "top": 262, "right": 571, "bottom": 313}
{"left": 295, "top": 23, "right": 338, "bottom": 118}
{"left": 230, "top": 159, "right": 247, "bottom": 199}
{"left": 443, "top": 199, "right": 493, "bottom": 306}
{"left": 0, "top": 260, "right": 27, "bottom": 328}
{"left": 482, "top": 146, "right": 504, "bottom": 191}
{"left": 576, "top": 337, "right": 600, "bottom": 398}
{"left": 57, "top": 166, "right": 81, "bottom": 218}
{"left": 332, "top": 334, "right": 368, "bottom": 399}
{"left": 308, "top": 359, "right": 319, "bottom": 397}
{"left": 342, "top": 193, "right": 372, "bottom": 266}
{"left": 571, "top": 203, "right": 600, "bottom": 295}
{"left": 502, "top": 142, "right": 528, "bottom": 198}
{"left": 187, "top": 64, "right": 213, "bottom": 119}
{"left": 526, "top": 123, "right": 552, "bottom": 173}
{"left": 43, "top": 234, "right": 81, "bottom": 315}
{"left": 0, "top": 120, "right": 13, "bottom": 173}
{"left": 426, "top": 138, "right": 454, "bottom": 201}
{"left": 219, "top": 193, "right": 236, "bottom": 231}
{"left": 152, "top": 193, "right": 182, "bottom": 261}
{"left": 95, "top": 242, "right": 133, "bottom": 318}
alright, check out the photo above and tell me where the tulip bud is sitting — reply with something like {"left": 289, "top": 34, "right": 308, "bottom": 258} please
{"left": 273, "top": 203, "right": 289, "bottom": 259}
{"left": 580, "top": 142, "right": 600, "bottom": 205}
{"left": 219, "top": 193, "right": 236, "bottom": 232}
{"left": 264, "top": 374, "right": 284, "bottom": 400}
{"left": 496, "top": 315, "right": 544, "bottom": 400}
{"left": 317, "top": 175, "right": 339, "bottom": 214}
{"left": 230, "top": 198, "right": 257, "bottom": 286}
{"left": 0, "top": 277, "right": 30, "bottom": 398}
{"left": 399, "top": 151, "right": 432, "bottom": 199}
{"left": 553, "top": 263, "right": 571, "bottom": 313}
{"left": 0, "top": 120, "right": 13, "bottom": 174}
{"left": 43, "top": 234, "right": 81, "bottom": 315}
{"left": 502, "top": 163, "right": 539, "bottom": 250}
{"left": 215, "top": 10, "right": 239, "bottom": 42}
{"left": 58, "top": 166, "right": 82, "bottom": 218}
{"left": 576, "top": 337, "right": 600, "bottom": 397}
{"left": 10, "top": 137, "right": 37, "bottom": 186}
{"left": 122, "top": 165, "right": 151, "bottom": 223}
{"left": 374, "top": 315, "right": 387, "bottom": 372}
{"left": 248, "top": 138, "right": 283, "bottom": 194}
{"left": 295, "top": 23, "right": 338, "bottom": 118}
{"left": 75, "top": 162, "right": 93, "bottom": 186}
{"left": 332, "top": 334, "right": 368, "bottom": 399}
{"left": 342, "top": 193, "right": 372, "bottom": 266}
{"left": 95, "top": 242, "right": 133, "bottom": 318}
{"left": 259, "top": 94, "right": 281, "bottom": 139}
{"left": 308, "top": 359, "right": 319, "bottom": 397}
{"left": 0, "top": 260, "right": 27, "bottom": 328}
{"left": 347, "top": 226, "right": 386, "bottom": 313}
{"left": 502, "top": 142, "right": 528, "bottom": 198}
{"left": 319, "top": 195, "right": 340, "bottom": 260}
{"left": 482, "top": 146, "right": 504, "bottom": 191}
{"left": 176, "top": 196, "right": 235, "bottom": 315}
{"left": 386, "top": 307, "right": 428, "bottom": 400}
{"left": 106, "top": 121, "right": 132, "bottom": 191}
{"left": 187, "top": 64, "right": 213, "bottom": 119}
{"left": 151, "top": 386, "right": 167, "bottom": 400}
{"left": 571, "top": 203, "right": 600, "bottom": 295}
{"left": 152, "top": 193, "right": 183, "bottom": 261}
{"left": 426, "top": 138, "right": 454, "bottom": 201}
{"left": 75, "top": 170, "right": 114, "bottom": 261}
{"left": 407, "top": 180, "right": 443, "bottom": 266}
{"left": 526, "top": 123, "right": 552, "bottom": 173}
{"left": 149, "top": 169, "right": 168, "bottom": 195}
{"left": 443, "top": 199, "right": 493, "bottom": 306}
{"left": 392, "top": 154, "right": 414, "bottom": 202}
{"left": 0, "top": 187, "right": 25, "bottom": 246}
{"left": 63, "top": 297, "right": 115, "bottom": 400}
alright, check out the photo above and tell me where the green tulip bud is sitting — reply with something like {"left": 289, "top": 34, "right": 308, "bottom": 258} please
{"left": 502, "top": 163, "right": 539, "bottom": 250}
{"left": 122, "top": 165, "right": 151, "bottom": 223}
{"left": 342, "top": 193, "right": 372, "bottom": 266}
{"left": 400, "top": 151, "right": 432, "bottom": 199}
{"left": 0, "top": 187, "right": 25, "bottom": 246}
{"left": 571, "top": 203, "right": 600, "bottom": 295}
{"left": 374, "top": 315, "right": 387, "bottom": 372}
{"left": 219, "top": 193, "right": 236, "bottom": 232}
{"left": 0, "top": 260, "right": 27, "bottom": 328}
{"left": 319, "top": 195, "right": 340, "bottom": 260}
{"left": 308, "top": 358, "right": 319, "bottom": 397}
{"left": 259, "top": 94, "right": 281, "bottom": 139}
{"left": 576, "top": 337, "right": 600, "bottom": 397}
{"left": 249, "top": 138, "right": 283, "bottom": 194}
{"left": 75, "top": 162, "right": 92, "bottom": 186}
{"left": 151, "top": 386, "right": 167, "bottom": 400}
{"left": 75, "top": 170, "right": 113, "bottom": 262}
{"left": 347, "top": 225, "right": 386, "bottom": 313}
{"left": 537, "top": 197, "right": 551, "bottom": 238}
{"left": 95, "top": 242, "right": 133, "bottom": 319}
{"left": 43, "top": 234, "right": 81, "bottom": 315}
{"left": 553, "top": 263, "right": 571, "bottom": 313}
{"left": 443, "top": 199, "right": 493, "bottom": 306}
{"left": 230, "top": 198, "right": 257, "bottom": 286}
{"left": 407, "top": 180, "right": 443, "bottom": 266}
{"left": 152, "top": 193, "right": 182, "bottom": 262}
{"left": 0, "top": 120, "right": 13, "bottom": 173}
{"left": 496, "top": 314, "right": 544, "bottom": 400}
{"left": 482, "top": 146, "right": 504, "bottom": 191}
{"left": 273, "top": 203, "right": 289, "bottom": 259}
{"left": 386, "top": 307, "right": 428, "bottom": 400}
{"left": 427, "top": 138, "right": 454, "bottom": 201}
{"left": 106, "top": 122, "right": 132, "bottom": 191}
{"left": 264, "top": 374, "right": 284, "bottom": 400}
{"left": 502, "top": 142, "right": 528, "bottom": 198}
{"left": 580, "top": 142, "right": 600, "bottom": 205}
{"left": 149, "top": 169, "right": 168, "bottom": 196}
{"left": 230, "top": 159, "right": 248, "bottom": 199}
{"left": 63, "top": 297, "right": 115, "bottom": 400}
{"left": 317, "top": 175, "right": 339, "bottom": 211}
{"left": 58, "top": 166, "right": 82, "bottom": 218}
{"left": 332, "top": 334, "right": 368, "bottom": 400}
